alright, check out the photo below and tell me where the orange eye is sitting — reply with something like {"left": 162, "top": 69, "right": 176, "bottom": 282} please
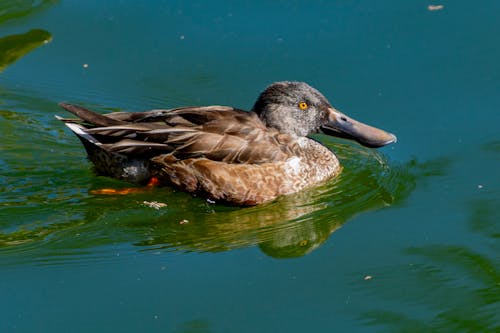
{"left": 298, "top": 102, "right": 308, "bottom": 110}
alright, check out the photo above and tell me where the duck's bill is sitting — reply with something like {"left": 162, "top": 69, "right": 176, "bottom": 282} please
{"left": 321, "top": 107, "right": 397, "bottom": 148}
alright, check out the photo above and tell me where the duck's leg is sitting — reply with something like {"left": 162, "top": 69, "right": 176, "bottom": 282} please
{"left": 90, "top": 176, "right": 160, "bottom": 195}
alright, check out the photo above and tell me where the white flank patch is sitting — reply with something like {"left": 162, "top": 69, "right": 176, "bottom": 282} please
{"left": 285, "top": 156, "right": 302, "bottom": 175}
{"left": 296, "top": 137, "right": 309, "bottom": 148}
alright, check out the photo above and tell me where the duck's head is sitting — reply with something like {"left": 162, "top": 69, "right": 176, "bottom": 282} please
{"left": 252, "top": 81, "right": 396, "bottom": 148}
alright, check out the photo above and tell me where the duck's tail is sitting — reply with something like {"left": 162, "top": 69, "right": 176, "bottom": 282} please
{"left": 58, "top": 102, "right": 124, "bottom": 126}
{"left": 55, "top": 116, "right": 101, "bottom": 146}
{"left": 55, "top": 104, "right": 153, "bottom": 184}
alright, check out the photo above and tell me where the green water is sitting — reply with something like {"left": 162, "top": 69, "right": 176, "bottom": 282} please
{"left": 1, "top": 1, "right": 498, "bottom": 332}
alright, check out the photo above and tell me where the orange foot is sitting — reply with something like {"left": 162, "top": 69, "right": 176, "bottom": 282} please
{"left": 91, "top": 177, "right": 160, "bottom": 195}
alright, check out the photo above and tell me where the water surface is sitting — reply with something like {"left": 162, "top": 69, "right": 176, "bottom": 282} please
{"left": 1, "top": 1, "right": 499, "bottom": 332}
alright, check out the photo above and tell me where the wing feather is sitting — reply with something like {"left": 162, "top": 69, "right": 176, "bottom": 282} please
{"left": 59, "top": 103, "right": 297, "bottom": 163}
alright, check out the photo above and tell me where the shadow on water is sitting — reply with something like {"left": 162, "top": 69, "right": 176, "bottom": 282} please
{"left": 356, "top": 141, "right": 500, "bottom": 333}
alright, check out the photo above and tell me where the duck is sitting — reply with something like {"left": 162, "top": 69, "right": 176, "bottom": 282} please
{"left": 57, "top": 81, "right": 396, "bottom": 205}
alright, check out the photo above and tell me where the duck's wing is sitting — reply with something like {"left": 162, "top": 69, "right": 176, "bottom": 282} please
{"left": 58, "top": 104, "right": 299, "bottom": 164}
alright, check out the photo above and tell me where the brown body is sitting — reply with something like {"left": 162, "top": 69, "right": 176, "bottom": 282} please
{"left": 153, "top": 137, "right": 340, "bottom": 205}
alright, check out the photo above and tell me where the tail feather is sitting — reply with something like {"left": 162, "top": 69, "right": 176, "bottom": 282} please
{"left": 62, "top": 121, "right": 102, "bottom": 146}
{"left": 56, "top": 109, "right": 153, "bottom": 184}
{"left": 58, "top": 102, "right": 125, "bottom": 127}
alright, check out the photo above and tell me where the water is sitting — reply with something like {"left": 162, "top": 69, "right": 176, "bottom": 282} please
{"left": 1, "top": 1, "right": 499, "bottom": 332}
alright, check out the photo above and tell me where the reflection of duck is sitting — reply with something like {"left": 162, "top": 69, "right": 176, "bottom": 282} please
{"left": 135, "top": 143, "right": 413, "bottom": 258}
{"left": 58, "top": 82, "right": 396, "bottom": 205}
{"left": 0, "top": 144, "right": 421, "bottom": 262}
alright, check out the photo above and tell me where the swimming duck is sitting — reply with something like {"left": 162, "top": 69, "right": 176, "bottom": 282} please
{"left": 58, "top": 81, "right": 396, "bottom": 205}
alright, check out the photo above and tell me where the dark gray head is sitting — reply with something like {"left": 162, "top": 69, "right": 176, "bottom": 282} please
{"left": 252, "top": 81, "right": 330, "bottom": 137}
{"left": 252, "top": 81, "right": 397, "bottom": 148}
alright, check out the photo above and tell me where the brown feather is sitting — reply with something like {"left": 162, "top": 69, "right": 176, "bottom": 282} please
{"left": 59, "top": 102, "right": 125, "bottom": 126}
{"left": 62, "top": 104, "right": 297, "bottom": 164}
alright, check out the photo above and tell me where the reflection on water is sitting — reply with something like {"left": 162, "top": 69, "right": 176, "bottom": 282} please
{"left": 134, "top": 141, "right": 405, "bottom": 257}
{"left": 1, "top": 123, "right": 431, "bottom": 264}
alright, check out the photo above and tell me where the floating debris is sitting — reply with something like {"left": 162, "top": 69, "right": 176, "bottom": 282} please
{"left": 142, "top": 201, "right": 167, "bottom": 210}
{"left": 83, "top": 63, "right": 89, "bottom": 68}
{"left": 364, "top": 275, "right": 373, "bottom": 281}
{"left": 179, "top": 219, "right": 189, "bottom": 224}
{"left": 428, "top": 4, "right": 444, "bottom": 11}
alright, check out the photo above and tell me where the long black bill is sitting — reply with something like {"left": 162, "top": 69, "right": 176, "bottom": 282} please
{"left": 321, "top": 107, "right": 397, "bottom": 148}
